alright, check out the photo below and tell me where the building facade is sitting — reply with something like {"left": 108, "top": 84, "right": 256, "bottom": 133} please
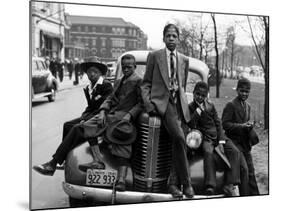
{"left": 65, "top": 15, "right": 148, "bottom": 62}
{"left": 31, "top": 1, "right": 68, "bottom": 61}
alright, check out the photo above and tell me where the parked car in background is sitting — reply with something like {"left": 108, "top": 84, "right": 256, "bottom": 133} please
{"left": 32, "top": 57, "right": 58, "bottom": 102}
{"left": 62, "top": 50, "right": 229, "bottom": 207}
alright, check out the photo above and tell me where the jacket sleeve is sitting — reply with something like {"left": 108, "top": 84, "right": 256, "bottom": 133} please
{"left": 99, "top": 80, "right": 120, "bottom": 112}
{"left": 187, "top": 103, "right": 201, "bottom": 129}
{"left": 222, "top": 102, "right": 247, "bottom": 134}
{"left": 128, "top": 78, "right": 144, "bottom": 121}
{"left": 81, "top": 82, "right": 113, "bottom": 119}
{"left": 141, "top": 52, "right": 156, "bottom": 113}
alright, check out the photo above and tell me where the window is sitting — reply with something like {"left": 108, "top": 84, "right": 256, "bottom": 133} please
{"left": 85, "top": 26, "right": 88, "bottom": 32}
{"left": 101, "top": 38, "right": 106, "bottom": 47}
{"left": 77, "top": 26, "right": 81, "bottom": 32}
{"left": 92, "top": 38, "right": 96, "bottom": 46}
{"left": 112, "top": 39, "right": 125, "bottom": 47}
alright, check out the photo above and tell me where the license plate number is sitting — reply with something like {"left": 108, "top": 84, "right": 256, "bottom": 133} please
{"left": 86, "top": 169, "right": 117, "bottom": 187}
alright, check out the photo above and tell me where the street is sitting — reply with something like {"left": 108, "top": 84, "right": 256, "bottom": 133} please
{"left": 31, "top": 86, "right": 87, "bottom": 210}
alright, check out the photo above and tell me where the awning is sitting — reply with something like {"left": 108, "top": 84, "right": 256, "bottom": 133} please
{"left": 41, "top": 30, "right": 63, "bottom": 39}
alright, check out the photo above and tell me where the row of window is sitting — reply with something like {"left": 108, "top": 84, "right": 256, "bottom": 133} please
{"left": 71, "top": 36, "right": 137, "bottom": 48}
{"left": 72, "top": 25, "right": 140, "bottom": 37}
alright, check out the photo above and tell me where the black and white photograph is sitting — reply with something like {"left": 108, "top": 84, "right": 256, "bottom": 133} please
{"left": 29, "top": 0, "right": 270, "bottom": 210}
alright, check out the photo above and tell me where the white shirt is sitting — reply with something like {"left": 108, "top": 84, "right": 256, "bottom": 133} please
{"left": 87, "top": 76, "right": 104, "bottom": 97}
{"left": 165, "top": 48, "right": 177, "bottom": 78}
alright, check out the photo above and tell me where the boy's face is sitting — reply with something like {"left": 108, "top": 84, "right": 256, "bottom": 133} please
{"left": 163, "top": 27, "right": 179, "bottom": 52}
{"left": 121, "top": 58, "right": 135, "bottom": 78}
{"left": 86, "top": 67, "right": 102, "bottom": 84}
{"left": 193, "top": 87, "right": 208, "bottom": 104}
{"left": 237, "top": 85, "right": 250, "bottom": 101}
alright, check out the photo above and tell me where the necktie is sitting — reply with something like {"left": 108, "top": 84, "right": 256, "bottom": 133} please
{"left": 170, "top": 52, "right": 177, "bottom": 103}
{"left": 170, "top": 52, "right": 175, "bottom": 80}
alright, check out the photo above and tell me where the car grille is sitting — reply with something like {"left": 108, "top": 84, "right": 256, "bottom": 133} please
{"left": 132, "top": 114, "right": 172, "bottom": 193}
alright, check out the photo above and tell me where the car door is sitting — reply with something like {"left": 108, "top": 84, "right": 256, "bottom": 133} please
{"left": 32, "top": 60, "right": 49, "bottom": 93}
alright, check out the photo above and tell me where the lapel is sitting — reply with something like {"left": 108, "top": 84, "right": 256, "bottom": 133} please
{"left": 176, "top": 53, "right": 183, "bottom": 87}
{"left": 158, "top": 49, "right": 170, "bottom": 89}
{"left": 83, "top": 86, "right": 91, "bottom": 104}
{"left": 233, "top": 97, "right": 247, "bottom": 122}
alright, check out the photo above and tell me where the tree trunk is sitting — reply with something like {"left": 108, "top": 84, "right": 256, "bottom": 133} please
{"left": 211, "top": 14, "right": 220, "bottom": 98}
{"left": 264, "top": 16, "right": 269, "bottom": 130}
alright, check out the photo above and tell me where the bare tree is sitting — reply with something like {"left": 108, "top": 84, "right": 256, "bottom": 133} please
{"left": 211, "top": 13, "right": 220, "bottom": 98}
{"left": 247, "top": 16, "right": 269, "bottom": 129}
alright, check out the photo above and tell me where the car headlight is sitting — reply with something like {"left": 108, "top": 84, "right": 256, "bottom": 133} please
{"left": 186, "top": 129, "right": 202, "bottom": 149}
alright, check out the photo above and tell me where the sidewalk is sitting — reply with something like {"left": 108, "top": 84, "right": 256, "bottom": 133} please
{"left": 56, "top": 74, "right": 89, "bottom": 92}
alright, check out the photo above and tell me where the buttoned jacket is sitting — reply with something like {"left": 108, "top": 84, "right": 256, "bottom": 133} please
{"left": 141, "top": 48, "right": 190, "bottom": 123}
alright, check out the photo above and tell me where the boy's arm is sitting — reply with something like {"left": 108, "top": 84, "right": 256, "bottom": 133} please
{"left": 187, "top": 102, "right": 202, "bottom": 128}
{"left": 128, "top": 79, "right": 144, "bottom": 121}
{"left": 141, "top": 52, "right": 157, "bottom": 114}
{"left": 222, "top": 102, "right": 247, "bottom": 134}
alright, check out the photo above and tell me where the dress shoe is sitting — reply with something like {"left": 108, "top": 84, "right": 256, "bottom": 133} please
{"left": 223, "top": 184, "right": 237, "bottom": 197}
{"left": 78, "top": 161, "right": 105, "bottom": 171}
{"left": 115, "top": 166, "right": 128, "bottom": 192}
{"left": 168, "top": 185, "right": 183, "bottom": 198}
{"left": 183, "top": 184, "right": 195, "bottom": 198}
{"left": 33, "top": 161, "right": 56, "bottom": 176}
{"left": 205, "top": 187, "right": 215, "bottom": 195}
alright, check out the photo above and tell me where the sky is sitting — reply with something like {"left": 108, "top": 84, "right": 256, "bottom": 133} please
{"left": 64, "top": 2, "right": 263, "bottom": 49}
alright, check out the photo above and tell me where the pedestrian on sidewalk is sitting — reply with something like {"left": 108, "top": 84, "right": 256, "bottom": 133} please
{"left": 74, "top": 58, "right": 80, "bottom": 85}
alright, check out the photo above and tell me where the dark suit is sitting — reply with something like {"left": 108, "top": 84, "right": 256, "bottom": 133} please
{"left": 141, "top": 48, "right": 191, "bottom": 185}
{"left": 62, "top": 79, "right": 113, "bottom": 140}
{"left": 188, "top": 100, "right": 241, "bottom": 189}
{"left": 222, "top": 96, "right": 259, "bottom": 195}
{"left": 52, "top": 72, "right": 142, "bottom": 164}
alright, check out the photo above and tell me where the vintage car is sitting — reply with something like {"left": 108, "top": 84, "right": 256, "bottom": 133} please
{"left": 62, "top": 50, "right": 227, "bottom": 207}
{"left": 32, "top": 57, "right": 58, "bottom": 102}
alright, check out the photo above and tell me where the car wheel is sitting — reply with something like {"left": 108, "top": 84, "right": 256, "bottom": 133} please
{"left": 47, "top": 88, "right": 56, "bottom": 102}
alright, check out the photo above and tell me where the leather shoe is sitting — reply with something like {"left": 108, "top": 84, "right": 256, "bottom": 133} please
{"left": 115, "top": 181, "right": 126, "bottom": 191}
{"left": 33, "top": 161, "right": 56, "bottom": 176}
{"left": 168, "top": 185, "right": 183, "bottom": 198}
{"left": 205, "top": 187, "right": 215, "bottom": 195}
{"left": 183, "top": 184, "right": 195, "bottom": 198}
{"left": 223, "top": 184, "right": 237, "bottom": 196}
{"left": 79, "top": 161, "right": 105, "bottom": 171}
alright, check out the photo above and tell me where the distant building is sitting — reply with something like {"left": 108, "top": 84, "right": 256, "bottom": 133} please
{"left": 65, "top": 15, "right": 148, "bottom": 62}
{"left": 31, "top": 1, "right": 68, "bottom": 61}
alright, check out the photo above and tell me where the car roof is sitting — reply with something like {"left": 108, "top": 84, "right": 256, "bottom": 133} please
{"left": 117, "top": 50, "right": 209, "bottom": 82}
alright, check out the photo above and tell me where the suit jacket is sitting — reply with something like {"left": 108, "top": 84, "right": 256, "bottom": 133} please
{"left": 99, "top": 72, "right": 143, "bottom": 121}
{"left": 81, "top": 79, "right": 113, "bottom": 120}
{"left": 188, "top": 100, "right": 226, "bottom": 145}
{"left": 222, "top": 96, "right": 254, "bottom": 151}
{"left": 141, "top": 49, "right": 190, "bottom": 123}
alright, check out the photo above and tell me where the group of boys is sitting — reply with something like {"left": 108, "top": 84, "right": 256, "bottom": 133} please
{"left": 33, "top": 23, "right": 259, "bottom": 198}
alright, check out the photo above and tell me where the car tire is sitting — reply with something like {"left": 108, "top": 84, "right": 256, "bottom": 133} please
{"left": 47, "top": 88, "right": 56, "bottom": 102}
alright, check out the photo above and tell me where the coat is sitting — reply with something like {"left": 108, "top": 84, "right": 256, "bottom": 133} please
{"left": 81, "top": 79, "right": 113, "bottom": 121}
{"left": 222, "top": 96, "right": 258, "bottom": 152}
{"left": 188, "top": 100, "right": 226, "bottom": 145}
{"left": 83, "top": 72, "right": 143, "bottom": 139}
{"left": 141, "top": 49, "right": 190, "bottom": 123}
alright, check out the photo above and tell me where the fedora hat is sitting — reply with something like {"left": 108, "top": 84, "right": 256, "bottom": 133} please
{"left": 80, "top": 62, "right": 108, "bottom": 75}
{"left": 105, "top": 120, "right": 137, "bottom": 145}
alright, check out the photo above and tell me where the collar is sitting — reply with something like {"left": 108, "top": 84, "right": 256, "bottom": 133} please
{"left": 88, "top": 76, "right": 104, "bottom": 90}
{"left": 165, "top": 48, "right": 177, "bottom": 57}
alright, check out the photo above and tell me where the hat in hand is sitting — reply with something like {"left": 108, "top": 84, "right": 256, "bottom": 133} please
{"left": 105, "top": 120, "right": 137, "bottom": 145}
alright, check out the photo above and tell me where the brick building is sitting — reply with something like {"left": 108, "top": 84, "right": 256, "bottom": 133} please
{"left": 65, "top": 15, "right": 148, "bottom": 62}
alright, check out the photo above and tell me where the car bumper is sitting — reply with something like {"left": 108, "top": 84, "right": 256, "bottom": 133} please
{"left": 62, "top": 182, "right": 224, "bottom": 204}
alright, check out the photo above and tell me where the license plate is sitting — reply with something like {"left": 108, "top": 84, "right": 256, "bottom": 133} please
{"left": 86, "top": 169, "right": 117, "bottom": 187}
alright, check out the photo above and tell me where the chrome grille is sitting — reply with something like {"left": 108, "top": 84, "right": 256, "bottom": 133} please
{"left": 132, "top": 114, "right": 172, "bottom": 193}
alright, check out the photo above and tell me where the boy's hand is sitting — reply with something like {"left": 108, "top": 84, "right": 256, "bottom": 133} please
{"left": 123, "top": 113, "right": 132, "bottom": 121}
{"left": 218, "top": 143, "right": 225, "bottom": 154}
